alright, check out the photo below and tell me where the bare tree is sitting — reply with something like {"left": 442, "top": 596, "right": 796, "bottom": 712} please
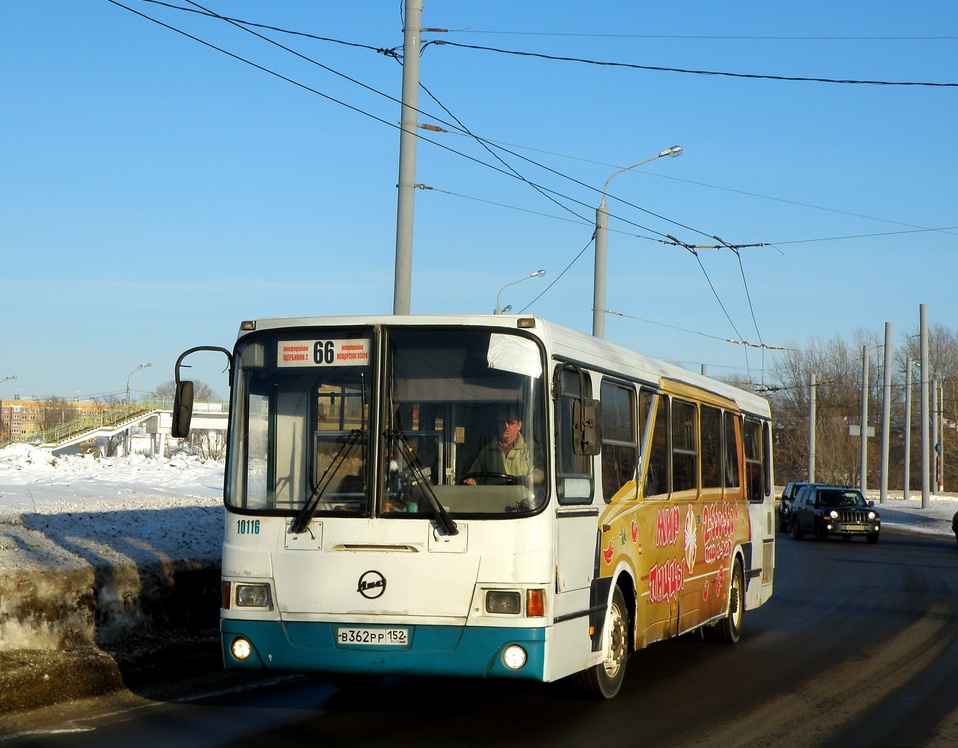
{"left": 39, "top": 396, "right": 82, "bottom": 432}
{"left": 894, "top": 323, "right": 958, "bottom": 491}
{"left": 151, "top": 380, "right": 219, "bottom": 401}
{"left": 770, "top": 333, "right": 882, "bottom": 486}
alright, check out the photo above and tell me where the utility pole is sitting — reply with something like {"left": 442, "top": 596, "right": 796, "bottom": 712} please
{"left": 920, "top": 303, "right": 930, "bottom": 509}
{"left": 935, "top": 379, "right": 944, "bottom": 492}
{"left": 904, "top": 355, "right": 912, "bottom": 501}
{"left": 393, "top": 0, "right": 423, "bottom": 315}
{"left": 808, "top": 373, "right": 817, "bottom": 482}
{"left": 932, "top": 376, "right": 940, "bottom": 495}
{"left": 860, "top": 344, "right": 869, "bottom": 493}
{"left": 880, "top": 322, "right": 892, "bottom": 504}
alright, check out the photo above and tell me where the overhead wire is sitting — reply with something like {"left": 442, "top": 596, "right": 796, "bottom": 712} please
{"left": 447, "top": 30, "right": 958, "bottom": 42}
{"left": 110, "top": 1, "right": 784, "bottom": 366}
{"left": 135, "top": 3, "right": 958, "bottom": 241}
{"left": 665, "top": 234, "right": 752, "bottom": 376}
{"left": 435, "top": 40, "right": 958, "bottom": 88}
{"left": 142, "top": 0, "right": 392, "bottom": 53}
{"left": 120, "top": 0, "right": 696, "bottom": 241}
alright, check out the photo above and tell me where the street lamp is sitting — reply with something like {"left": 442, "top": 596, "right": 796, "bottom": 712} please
{"left": 593, "top": 145, "right": 683, "bottom": 338}
{"left": 494, "top": 270, "right": 546, "bottom": 314}
{"left": 126, "top": 363, "right": 152, "bottom": 404}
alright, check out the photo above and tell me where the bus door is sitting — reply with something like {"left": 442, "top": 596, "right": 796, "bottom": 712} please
{"left": 552, "top": 365, "right": 601, "bottom": 676}
{"left": 641, "top": 391, "right": 681, "bottom": 642}
{"left": 743, "top": 416, "right": 774, "bottom": 608}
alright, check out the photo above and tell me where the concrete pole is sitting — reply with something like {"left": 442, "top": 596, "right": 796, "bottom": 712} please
{"left": 880, "top": 322, "right": 893, "bottom": 504}
{"left": 932, "top": 377, "right": 940, "bottom": 494}
{"left": 392, "top": 0, "right": 422, "bottom": 315}
{"left": 940, "top": 382, "right": 945, "bottom": 491}
{"left": 920, "top": 303, "right": 930, "bottom": 509}
{"left": 808, "top": 373, "right": 817, "bottom": 482}
{"left": 860, "top": 344, "right": 869, "bottom": 493}
{"left": 904, "top": 356, "right": 912, "bottom": 501}
{"left": 593, "top": 199, "right": 609, "bottom": 338}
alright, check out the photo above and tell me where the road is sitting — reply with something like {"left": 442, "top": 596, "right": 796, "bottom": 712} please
{"left": 6, "top": 528, "right": 958, "bottom": 747}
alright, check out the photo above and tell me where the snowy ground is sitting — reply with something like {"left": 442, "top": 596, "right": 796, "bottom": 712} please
{"left": 0, "top": 445, "right": 225, "bottom": 650}
{"left": 0, "top": 444, "right": 225, "bottom": 572}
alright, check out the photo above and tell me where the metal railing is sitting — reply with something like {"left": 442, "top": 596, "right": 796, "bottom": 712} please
{"left": 0, "top": 399, "right": 228, "bottom": 449}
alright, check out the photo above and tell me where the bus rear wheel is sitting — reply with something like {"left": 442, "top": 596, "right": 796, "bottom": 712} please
{"left": 572, "top": 586, "right": 629, "bottom": 699}
{"left": 705, "top": 560, "right": 744, "bottom": 643}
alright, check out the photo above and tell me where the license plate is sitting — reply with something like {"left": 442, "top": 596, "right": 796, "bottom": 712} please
{"left": 336, "top": 627, "right": 408, "bottom": 647}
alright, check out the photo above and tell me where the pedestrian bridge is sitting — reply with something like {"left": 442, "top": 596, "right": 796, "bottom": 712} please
{"left": 20, "top": 400, "right": 228, "bottom": 455}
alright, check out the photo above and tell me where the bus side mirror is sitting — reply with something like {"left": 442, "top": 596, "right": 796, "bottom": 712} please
{"left": 573, "top": 398, "right": 602, "bottom": 456}
{"left": 171, "top": 380, "right": 195, "bottom": 439}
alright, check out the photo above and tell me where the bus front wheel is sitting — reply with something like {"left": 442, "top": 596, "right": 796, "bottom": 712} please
{"left": 572, "top": 586, "right": 629, "bottom": 699}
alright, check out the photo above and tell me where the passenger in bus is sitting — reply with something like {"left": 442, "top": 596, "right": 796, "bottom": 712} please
{"left": 462, "top": 407, "right": 543, "bottom": 485}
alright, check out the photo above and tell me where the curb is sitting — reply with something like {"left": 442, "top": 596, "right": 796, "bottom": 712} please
{"left": 0, "top": 628, "right": 222, "bottom": 717}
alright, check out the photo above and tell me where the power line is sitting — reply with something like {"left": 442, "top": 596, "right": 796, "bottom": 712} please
{"left": 519, "top": 235, "right": 595, "bottom": 314}
{"left": 120, "top": 0, "right": 709, "bottom": 242}
{"left": 142, "top": 0, "right": 393, "bottom": 53}
{"left": 436, "top": 40, "right": 958, "bottom": 87}
{"left": 605, "top": 309, "right": 792, "bottom": 351}
{"left": 113, "top": 2, "right": 772, "bottom": 360}
{"left": 135, "top": 3, "right": 953, "bottom": 247}
{"left": 771, "top": 225, "right": 958, "bottom": 246}
{"left": 448, "top": 30, "right": 958, "bottom": 43}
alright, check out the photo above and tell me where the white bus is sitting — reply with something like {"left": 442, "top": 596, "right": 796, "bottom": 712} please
{"left": 173, "top": 314, "right": 774, "bottom": 698}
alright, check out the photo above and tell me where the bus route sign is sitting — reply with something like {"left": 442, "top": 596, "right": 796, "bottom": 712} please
{"left": 278, "top": 339, "right": 370, "bottom": 367}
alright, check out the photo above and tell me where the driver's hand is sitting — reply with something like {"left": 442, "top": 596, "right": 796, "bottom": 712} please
{"left": 463, "top": 477, "right": 477, "bottom": 485}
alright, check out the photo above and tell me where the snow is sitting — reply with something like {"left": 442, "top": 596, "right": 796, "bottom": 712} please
{"left": 0, "top": 444, "right": 225, "bottom": 650}
{"left": 0, "top": 444, "right": 225, "bottom": 572}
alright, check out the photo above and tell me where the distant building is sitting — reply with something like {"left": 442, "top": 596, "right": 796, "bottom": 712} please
{"left": 0, "top": 395, "right": 121, "bottom": 443}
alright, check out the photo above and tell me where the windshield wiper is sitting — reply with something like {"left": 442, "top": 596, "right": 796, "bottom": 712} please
{"left": 386, "top": 429, "right": 458, "bottom": 536}
{"left": 290, "top": 429, "right": 363, "bottom": 535}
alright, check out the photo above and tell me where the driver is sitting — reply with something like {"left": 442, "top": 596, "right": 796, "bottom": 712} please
{"left": 463, "top": 407, "right": 540, "bottom": 485}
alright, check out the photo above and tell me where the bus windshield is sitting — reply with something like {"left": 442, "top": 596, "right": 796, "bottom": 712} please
{"left": 226, "top": 326, "right": 547, "bottom": 518}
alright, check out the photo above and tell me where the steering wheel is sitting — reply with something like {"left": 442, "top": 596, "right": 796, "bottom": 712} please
{"left": 460, "top": 471, "right": 521, "bottom": 486}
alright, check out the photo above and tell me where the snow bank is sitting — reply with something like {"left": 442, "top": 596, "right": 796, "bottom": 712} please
{"left": 0, "top": 445, "right": 224, "bottom": 650}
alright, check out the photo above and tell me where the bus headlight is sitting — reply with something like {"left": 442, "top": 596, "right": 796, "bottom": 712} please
{"left": 230, "top": 637, "right": 253, "bottom": 661}
{"left": 486, "top": 591, "right": 521, "bottom": 615}
{"left": 235, "top": 583, "right": 272, "bottom": 609}
{"left": 502, "top": 645, "right": 527, "bottom": 670}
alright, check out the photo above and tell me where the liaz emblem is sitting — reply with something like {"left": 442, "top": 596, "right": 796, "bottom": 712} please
{"left": 357, "top": 570, "right": 387, "bottom": 599}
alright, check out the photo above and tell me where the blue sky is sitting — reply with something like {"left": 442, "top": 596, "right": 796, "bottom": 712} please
{"left": 2, "top": 1, "right": 956, "bottom": 401}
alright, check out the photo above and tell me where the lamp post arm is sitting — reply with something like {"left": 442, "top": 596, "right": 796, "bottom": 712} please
{"left": 592, "top": 145, "right": 682, "bottom": 339}
{"left": 495, "top": 270, "right": 546, "bottom": 314}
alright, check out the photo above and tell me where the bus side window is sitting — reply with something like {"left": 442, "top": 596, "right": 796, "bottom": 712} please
{"left": 724, "top": 411, "right": 741, "bottom": 489}
{"left": 600, "top": 379, "right": 637, "bottom": 502}
{"left": 743, "top": 417, "right": 764, "bottom": 503}
{"left": 762, "top": 419, "right": 772, "bottom": 501}
{"left": 555, "top": 366, "right": 594, "bottom": 505}
{"left": 671, "top": 399, "right": 697, "bottom": 493}
{"left": 701, "top": 405, "right": 722, "bottom": 489}
{"left": 644, "top": 392, "right": 668, "bottom": 499}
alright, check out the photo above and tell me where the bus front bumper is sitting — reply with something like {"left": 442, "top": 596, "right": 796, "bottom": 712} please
{"left": 221, "top": 619, "right": 547, "bottom": 681}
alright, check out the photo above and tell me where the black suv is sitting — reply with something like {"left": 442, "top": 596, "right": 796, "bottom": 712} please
{"left": 790, "top": 485, "right": 880, "bottom": 544}
{"left": 778, "top": 482, "right": 815, "bottom": 533}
